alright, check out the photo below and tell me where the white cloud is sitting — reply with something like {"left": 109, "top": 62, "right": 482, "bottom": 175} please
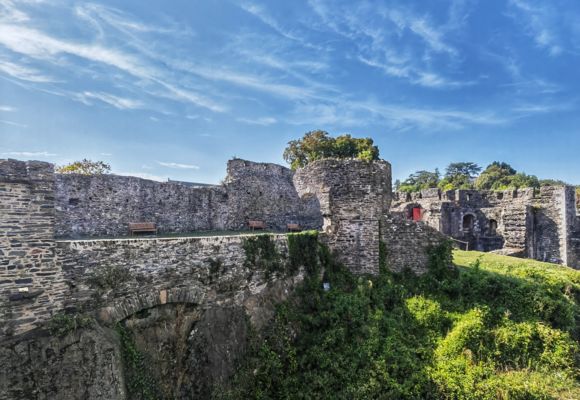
{"left": 2, "top": 151, "right": 56, "bottom": 157}
{"left": 75, "top": 91, "right": 143, "bottom": 110}
{"left": 100, "top": 152, "right": 112, "bottom": 156}
{"left": 237, "top": 116, "right": 278, "bottom": 126}
{"left": 115, "top": 171, "right": 166, "bottom": 182}
{"left": 508, "top": 0, "right": 563, "bottom": 56}
{"left": 307, "top": 0, "right": 465, "bottom": 88}
{"left": 156, "top": 161, "right": 200, "bottom": 170}
{"left": 0, "top": 105, "right": 16, "bottom": 112}
{"left": 0, "top": 21, "right": 224, "bottom": 112}
{"left": 0, "top": 119, "right": 27, "bottom": 127}
{"left": 0, "top": 59, "right": 55, "bottom": 82}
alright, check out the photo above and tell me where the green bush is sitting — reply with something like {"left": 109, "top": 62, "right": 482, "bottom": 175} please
{"left": 217, "top": 248, "right": 580, "bottom": 399}
{"left": 47, "top": 312, "right": 93, "bottom": 337}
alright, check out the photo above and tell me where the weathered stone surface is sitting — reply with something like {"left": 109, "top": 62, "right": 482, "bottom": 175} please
{"left": 392, "top": 186, "right": 580, "bottom": 269}
{"left": 0, "top": 160, "right": 67, "bottom": 337}
{"left": 0, "top": 326, "right": 126, "bottom": 400}
{"left": 294, "top": 159, "right": 392, "bottom": 275}
{"left": 382, "top": 215, "right": 449, "bottom": 274}
{"left": 54, "top": 159, "right": 322, "bottom": 238}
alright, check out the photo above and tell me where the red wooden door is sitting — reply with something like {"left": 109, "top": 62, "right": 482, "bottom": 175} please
{"left": 412, "top": 207, "right": 421, "bottom": 221}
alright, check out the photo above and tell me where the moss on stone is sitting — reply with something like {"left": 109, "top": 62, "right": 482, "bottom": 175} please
{"left": 287, "top": 230, "right": 319, "bottom": 276}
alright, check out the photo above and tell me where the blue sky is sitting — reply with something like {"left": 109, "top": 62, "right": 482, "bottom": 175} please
{"left": 0, "top": 0, "right": 579, "bottom": 184}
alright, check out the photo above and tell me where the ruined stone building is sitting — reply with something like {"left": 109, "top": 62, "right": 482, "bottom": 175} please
{"left": 391, "top": 186, "right": 580, "bottom": 269}
{"left": 2, "top": 155, "right": 579, "bottom": 399}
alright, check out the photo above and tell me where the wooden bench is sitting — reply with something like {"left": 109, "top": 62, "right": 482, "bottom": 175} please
{"left": 248, "top": 220, "right": 266, "bottom": 231}
{"left": 128, "top": 222, "right": 157, "bottom": 236}
{"left": 287, "top": 223, "right": 302, "bottom": 232}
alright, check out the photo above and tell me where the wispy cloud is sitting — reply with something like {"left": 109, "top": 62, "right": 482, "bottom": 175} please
{"left": 0, "top": 10, "right": 223, "bottom": 112}
{"left": 0, "top": 59, "right": 55, "bottom": 82}
{"left": 0, "top": 119, "right": 27, "bottom": 127}
{"left": 1, "top": 151, "right": 56, "bottom": 157}
{"left": 237, "top": 116, "right": 278, "bottom": 126}
{"left": 307, "top": 0, "right": 467, "bottom": 88}
{"left": 74, "top": 91, "right": 143, "bottom": 110}
{"left": 0, "top": 105, "right": 16, "bottom": 112}
{"left": 508, "top": 0, "right": 563, "bottom": 56}
{"left": 156, "top": 161, "right": 200, "bottom": 170}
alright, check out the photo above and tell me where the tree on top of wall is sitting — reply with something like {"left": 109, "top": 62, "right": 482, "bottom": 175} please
{"left": 398, "top": 169, "right": 441, "bottom": 193}
{"left": 56, "top": 159, "right": 111, "bottom": 175}
{"left": 437, "top": 162, "right": 482, "bottom": 191}
{"left": 475, "top": 162, "right": 539, "bottom": 190}
{"left": 283, "top": 130, "right": 379, "bottom": 170}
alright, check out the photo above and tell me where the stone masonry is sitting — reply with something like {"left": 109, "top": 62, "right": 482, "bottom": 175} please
{"left": 0, "top": 156, "right": 446, "bottom": 337}
{"left": 55, "top": 159, "right": 322, "bottom": 238}
{"left": 294, "top": 159, "right": 392, "bottom": 275}
{"left": 392, "top": 185, "right": 580, "bottom": 268}
{"left": 0, "top": 160, "right": 67, "bottom": 336}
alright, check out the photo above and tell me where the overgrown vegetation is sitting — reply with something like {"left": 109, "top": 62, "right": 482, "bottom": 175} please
{"left": 243, "top": 234, "right": 284, "bottom": 279}
{"left": 218, "top": 245, "right": 580, "bottom": 399}
{"left": 116, "top": 322, "right": 161, "bottom": 400}
{"left": 47, "top": 312, "right": 93, "bottom": 337}
{"left": 283, "top": 130, "right": 379, "bottom": 170}
{"left": 287, "top": 230, "right": 319, "bottom": 275}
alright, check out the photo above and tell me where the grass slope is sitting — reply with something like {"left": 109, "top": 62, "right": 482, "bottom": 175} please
{"left": 217, "top": 246, "right": 580, "bottom": 400}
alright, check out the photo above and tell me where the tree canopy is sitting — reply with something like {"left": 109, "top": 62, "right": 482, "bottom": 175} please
{"left": 283, "top": 130, "right": 379, "bottom": 170}
{"left": 56, "top": 159, "right": 111, "bottom": 175}
{"left": 398, "top": 170, "right": 440, "bottom": 193}
{"left": 474, "top": 162, "right": 539, "bottom": 190}
{"left": 397, "top": 161, "right": 568, "bottom": 193}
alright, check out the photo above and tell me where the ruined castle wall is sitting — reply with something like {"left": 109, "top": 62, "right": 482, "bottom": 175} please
{"left": 294, "top": 159, "right": 391, "bottom": 275}
{"left": 532, "top": 186, "right": 571, "bottom": 265}
{"left": 382, "top": 215, "right": 449, "bottom": 274}
{"left": 54, "top": 159, "right": 322, "bottom": 238}
{"left": 392, "top": 188, "right": 536, "bottom": 253}
{"left": 223, "top": 159, "right": 322, "bottom": 231}
{"left": 55, "top": 175, "right": 230, "bottom": 238}
{"left": 0, "top": 160, "right": 67, "bottom": 336}
{"left": 55, "top": 234, "right": 296, "bottom": 322}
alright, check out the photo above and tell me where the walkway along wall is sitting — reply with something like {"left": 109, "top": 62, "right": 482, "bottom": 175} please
{"left": 55, "top": 159, "right": 322, "bottom": 238}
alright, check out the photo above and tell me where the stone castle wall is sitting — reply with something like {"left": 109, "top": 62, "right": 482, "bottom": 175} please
{"left": 392, "top": 186, "right": 580, "bottom": 268}
{"left": 55, "top": 159, "right": 322, "bottom": 238}
{"left": 0, "top": 160, "right": 68, "bottom": 336}
{"left": 294, "top": 159, "right": 392, "bottom": 275}
{"left": 382, "top": 215, "right": 450, "bottom": 274}
{"left": 55, "top": 234, "right": 297, "bottom": 326}
{"left": 1, "top": 155, "right": 447, "bottom": 337}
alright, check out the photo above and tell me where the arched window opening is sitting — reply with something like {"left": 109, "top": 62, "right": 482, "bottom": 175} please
{"left": 462, "top": 214, "right": 474, "bottom": 231}
{"left": 488, "top": 219, "right": 498, "bottom": 235}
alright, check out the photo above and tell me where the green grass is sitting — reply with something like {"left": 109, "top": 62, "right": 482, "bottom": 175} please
{"left": 216, "top": 246, "right": 580, "bottom": 400}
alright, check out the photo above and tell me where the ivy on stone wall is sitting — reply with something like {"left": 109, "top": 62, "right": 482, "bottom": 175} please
{"left": 115, "top": 322, "right": 161, "bottom": 400}
{"left": 287, "top": 230, "right": 319, "bottom": 275}
{"left": 243, "top": 234, "right": 283, "bottom": 279}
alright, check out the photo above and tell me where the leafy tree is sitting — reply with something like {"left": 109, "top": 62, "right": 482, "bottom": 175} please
{"left": 444, "top": 162, "right": 482, "bottom": 180}
{"left": 475, "top": 162, "right": 539, "bottom": 190}
{"left": 539, "top": 179, "right": 569, "bottom": 187}
{"left": 438, "top": 162, "right": 481, "bottom": 191}
{"left": 283, "top": 130, "right": 379, "bottom": 170}
{"left": 56, "top": 159, "right": 111, "bottom": 175}
{"left": 398, "top": 169, "right": 440, "bottom": 193}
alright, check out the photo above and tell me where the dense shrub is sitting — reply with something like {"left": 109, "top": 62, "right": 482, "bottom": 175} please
{"left": 217, "top": 247, "right": 580, "bottom": 399}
